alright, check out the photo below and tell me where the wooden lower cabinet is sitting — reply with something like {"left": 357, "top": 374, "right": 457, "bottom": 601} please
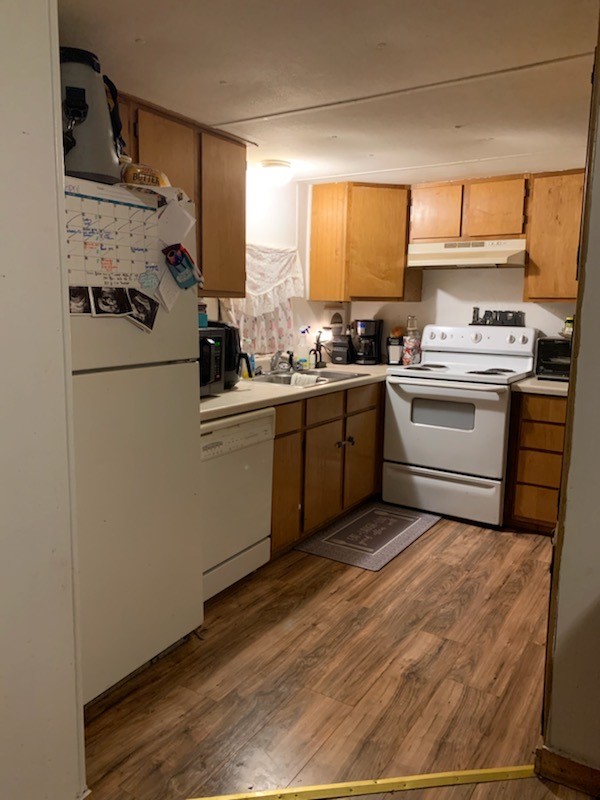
{"left": 269, "top": 384, "right": 383, "bottom": 556}
{"left": 344, "top": 408, "right": 379, "bottom": 509}
{"left": 505, "top": 392, "right": 567, "bottom": 532}
{"left": 271, "top": 432, "right": 304, "bottom": 556}
{"left": 304, "top": 419, "right": 345, "bottom": 532}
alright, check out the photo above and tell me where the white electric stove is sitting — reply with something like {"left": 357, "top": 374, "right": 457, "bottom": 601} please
{"left": 383, "top": 325, "right": 537, "bottom": 526}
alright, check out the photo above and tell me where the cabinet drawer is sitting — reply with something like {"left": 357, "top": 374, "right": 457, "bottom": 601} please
{"left": 514, "top": 484, "right": 559, "bottom": 525}
{"left": 521, "top": 395, "right": 567, "bottom": 424}
{"left": 346, "top": 383, "right": 380, "bottom": 414}
{"left": 517, "top": 450, "right": 563, "bottom": 489}
{"left": 275, "top": 401, "right": 304, "bottom": 436}
{"left": 520, "top": 421, "right": 565, "bottom": 453}
{"left": 306, "top": 391, "right": 345, "bottom": 427}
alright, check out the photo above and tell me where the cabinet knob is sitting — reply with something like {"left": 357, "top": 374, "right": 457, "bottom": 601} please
{"left": 335, "top": 441, "right": 346, "bottom": 448}
{"left": 347, "top": 436, "right": 356, "bottom": 446}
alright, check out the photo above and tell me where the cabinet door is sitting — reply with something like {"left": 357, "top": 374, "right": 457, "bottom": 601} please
{"left": 271, "top": 432, "right": 304, "bottom": 555}
{"left": 346, "top": 185, "right": 409, "bottom": 299}
{"left": 309, "top": 183, "right": 349, "bottom": 301}
{"left": 304, "top": 420, "right": 344, "bottom": 531}
{"left": 410, "top": 184, "right": 463, "bottom": 240}
{"left": 343, "top": 408, "right": 379, "bottom": 509}
{"left": 525, "top": 172, "right": 584, "bottom": 300}
{"left": 463, "top": 178, "right": 526, "bottom": 237}
{"left": 137, "top": 109, "right": 197, "bottom": 201}
{"left": 200, "top": 132, "right": 247, "bottom": 297}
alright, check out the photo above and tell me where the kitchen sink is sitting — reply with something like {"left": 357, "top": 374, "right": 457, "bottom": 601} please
{"left": 303, "top": 369, "right": 366, "bottom": 382}
{"left": 253, "top": 369, "right": 367, "bottom": 385}
{"left": 253, "top": 373, "right": 298, "bottom": 385}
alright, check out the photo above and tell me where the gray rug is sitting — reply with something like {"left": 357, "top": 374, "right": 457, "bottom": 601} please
{"left": 295, "top": 503, "right": 441, "bottom": 571}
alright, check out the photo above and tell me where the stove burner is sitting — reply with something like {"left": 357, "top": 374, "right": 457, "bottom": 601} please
{"left": 405, "top": 364, "right": 448, "bottom": 371}
{"left": 467, "top": 368, "right": 516, "bottom": 375}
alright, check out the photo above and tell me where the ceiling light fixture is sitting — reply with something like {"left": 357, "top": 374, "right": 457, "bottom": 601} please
{"left": 259, "top": 159, "right": 294, "bottom": 187}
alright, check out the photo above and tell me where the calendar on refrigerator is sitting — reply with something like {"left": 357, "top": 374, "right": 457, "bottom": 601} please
{"left": 64, "top": 177, "right": 164, "bottom": 294}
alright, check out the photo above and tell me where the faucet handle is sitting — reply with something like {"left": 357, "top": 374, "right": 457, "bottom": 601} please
{"left": 270, "top": 350, "right": 282, "bottom": 371}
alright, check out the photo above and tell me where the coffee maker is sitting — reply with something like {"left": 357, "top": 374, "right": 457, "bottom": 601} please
{"left": 352, "top": 319, "right": 383, "bottom": 365}
{"left": 330, "top": 334, "right": 355, "bottom": 365}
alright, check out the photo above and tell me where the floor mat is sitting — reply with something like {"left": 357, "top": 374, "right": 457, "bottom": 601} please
{"left": 295, "top": 502, "right": 440, "bottom": 570}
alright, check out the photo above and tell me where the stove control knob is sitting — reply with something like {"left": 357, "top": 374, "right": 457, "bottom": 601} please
{"left": 519, "top": 334, "right": 529, "bottom": 345}
{"left": 429, "top": 331, "right": 436, "bottom": 339}
{"left": 471, "top": 332, "right": 482, "bottom": 343}
{"left": 440, "top": 332, "right": 447, "bottom": 340}
{"left": 507, "top": 334, "right": 516, "bottom": 344}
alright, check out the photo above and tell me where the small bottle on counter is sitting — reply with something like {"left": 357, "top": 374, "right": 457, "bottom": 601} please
{"left": 297, "top": 326, "right": 311, "bottom": 364}
{"left": 402, "top": 316, "right": 421, "bottom": 365}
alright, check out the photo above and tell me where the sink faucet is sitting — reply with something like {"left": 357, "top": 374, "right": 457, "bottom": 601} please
{"left": 270, "top": 350, "right": 301, "bottom": 372}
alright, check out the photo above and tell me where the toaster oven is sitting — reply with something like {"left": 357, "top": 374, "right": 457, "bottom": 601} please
{"left": 199, "top": 327, "right": 225, "bottom": 396}
{"left": 535, "top": 337, "right": 571, "bottom": 382}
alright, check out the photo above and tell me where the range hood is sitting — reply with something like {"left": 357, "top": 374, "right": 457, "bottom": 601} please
{"left": 407, "top": 239, "right": 527, "bottom": 268}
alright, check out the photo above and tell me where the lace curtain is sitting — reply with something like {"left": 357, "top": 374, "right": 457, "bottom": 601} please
{"left": 220, "top": 243, "right": 305, "bottom": 354}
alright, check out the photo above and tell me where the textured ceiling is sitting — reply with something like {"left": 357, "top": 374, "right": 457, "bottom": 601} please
{"left": 58, "top": 0, "right": 599, "bottom": 182}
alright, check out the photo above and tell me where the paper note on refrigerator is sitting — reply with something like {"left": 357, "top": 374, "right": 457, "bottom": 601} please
{"left": 155, "top": 267, "right": 181, "bottom": 312}
{"left": 158, "top": 198, "right": 196, "bottom": 246}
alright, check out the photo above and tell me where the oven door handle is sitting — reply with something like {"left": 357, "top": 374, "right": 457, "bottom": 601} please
{"left": 387, "top": 377, "right": 509, "bottom": 394}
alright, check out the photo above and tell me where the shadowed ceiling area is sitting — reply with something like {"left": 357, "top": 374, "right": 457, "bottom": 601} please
{"left": 58, "top": 0, "right": 598, "bottom": 181}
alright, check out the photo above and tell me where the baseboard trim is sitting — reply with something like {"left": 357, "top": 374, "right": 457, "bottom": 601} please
{"left": 535, "top": 747, "right": 600, "bottom": 796}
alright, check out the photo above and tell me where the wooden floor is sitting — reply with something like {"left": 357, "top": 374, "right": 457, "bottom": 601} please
{"left": 84, "top": 519, "right": 590, "bottom": 800}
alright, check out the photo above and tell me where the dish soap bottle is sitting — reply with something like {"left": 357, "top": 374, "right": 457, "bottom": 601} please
{"left": 402, "top": 316, "right": 421, "bottom": 365}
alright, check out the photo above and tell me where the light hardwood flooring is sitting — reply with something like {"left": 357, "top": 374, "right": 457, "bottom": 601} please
{"left": 84, "top": 519, "right": 590, "bottom": 800}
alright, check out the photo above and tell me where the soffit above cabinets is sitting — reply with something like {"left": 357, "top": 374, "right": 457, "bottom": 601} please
{"left": 58, "top": 0, "right": 598, "bottom": 182}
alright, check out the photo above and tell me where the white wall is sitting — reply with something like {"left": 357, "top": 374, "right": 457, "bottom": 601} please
{"left": 246, "top": 171, "right": 298, "bottom": 248}
{"left": 245, "top": 177, "right": 333, "bottom": 349}
{"left": 352, "top": 268, "right": 575, "bottom": 338}
{"left": 545, "top": 93, "right": 600, "bottom": 769}
{"left": 0, "top": 2, "right": 86, "bottom": 798}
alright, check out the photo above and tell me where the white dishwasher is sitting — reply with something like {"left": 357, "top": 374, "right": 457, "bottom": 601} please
{"left": 200, "top": 407, "right": 275, "bottom": 600}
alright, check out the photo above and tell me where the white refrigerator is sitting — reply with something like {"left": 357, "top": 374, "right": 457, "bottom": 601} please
{"left": 70, "top": 244, "right": 203, "bottom": 704}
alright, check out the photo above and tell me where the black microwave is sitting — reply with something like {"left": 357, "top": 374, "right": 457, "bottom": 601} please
{"left": 199, "top": 327, "right": 225, "bottom": 396}
{"left": 535, "top": 337, "right": 572, "bottom": 382}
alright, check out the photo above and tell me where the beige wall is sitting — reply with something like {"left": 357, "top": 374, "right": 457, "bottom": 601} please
{"left": 0, "top": 1, "right": 86, "bottom": 797}
{"left": 545, "top": 81, "right": 600, "bottom": 769}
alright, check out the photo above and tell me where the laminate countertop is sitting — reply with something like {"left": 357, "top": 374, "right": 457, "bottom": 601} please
{"left": 511, "top": 376, "right": 570, "bottom": 398}
{"left": 199, "top": 364, "right": 389, "bottom": 422}
{"left": 200, "top": 367, "right": 570, "bottom": 422}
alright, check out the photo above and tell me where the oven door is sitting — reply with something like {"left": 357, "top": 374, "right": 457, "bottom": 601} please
{"left": 384, "top": 377, "right": 510, "bottom": 479}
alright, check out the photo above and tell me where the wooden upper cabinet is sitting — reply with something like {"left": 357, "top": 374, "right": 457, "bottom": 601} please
{"left": 410, "top": 184, "right": 463, "bottom": 240}
{"left": 346, "top": 185, "right": 409, "bottom": 298}
{"left": 525, "top": 171, "right": 584, "bottom": 301}
{"left": 310, "top": 183, "right": 348, "bottom": 302}
{"left": 137, "top": 109, "right": 197, "bottom": 201}
{"left": 462, "top": 177, "right": 526, "bottom": 237}
{"left": 310, "top": 182, "right": 420, "bottom": 302}
{"left": 200, "top": 132, "right": 247, "bottom": 297}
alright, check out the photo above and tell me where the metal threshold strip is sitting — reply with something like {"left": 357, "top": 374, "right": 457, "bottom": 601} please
{"left": 187, "top": 765, "right": 536, "bottom": 800}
